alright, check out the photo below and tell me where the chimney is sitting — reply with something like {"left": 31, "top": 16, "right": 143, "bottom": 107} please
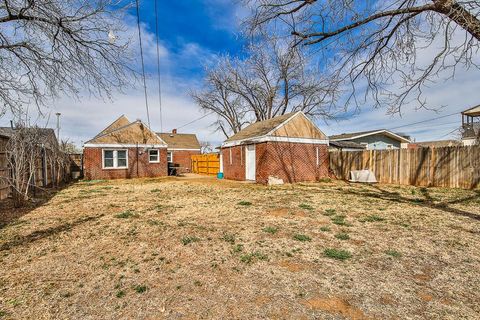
{"left": 172, "top": 129, "right": 177, "bottom": 134}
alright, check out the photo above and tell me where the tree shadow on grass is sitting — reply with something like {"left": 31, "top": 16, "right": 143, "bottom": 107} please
{"left": 0, "top": 213, "right": 104, "bottom": 251}
{"left": 339, "top": 184, "right": 480, "bottom": 222}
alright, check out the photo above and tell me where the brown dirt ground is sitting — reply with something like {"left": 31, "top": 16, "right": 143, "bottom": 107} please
{"left": 0, "top": 174, "right": 479, "bottom": 319}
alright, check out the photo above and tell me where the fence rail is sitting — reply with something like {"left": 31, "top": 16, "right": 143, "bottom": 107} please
{"left": 329, "top": 146, "right": 480, "bottom": 189}
{"left": 191, "top": 154, "right": 220, "bottom": 175}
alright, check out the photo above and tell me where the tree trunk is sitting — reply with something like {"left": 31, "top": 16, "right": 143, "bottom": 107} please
{"left": 434, "top": 0, "right": 480, "bottom": 40}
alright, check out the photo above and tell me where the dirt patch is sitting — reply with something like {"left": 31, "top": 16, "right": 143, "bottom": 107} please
{"left": 303, "top": 297, "right": 369, "bottom": 320}
{"left": 417, "top": 292, "right": 434, "bottom": 302}
{"left": 277, "top": 260, "right": 308, "bottom": 272}
{"left": 266, "top": 208, "right": 307, "bottom": 218}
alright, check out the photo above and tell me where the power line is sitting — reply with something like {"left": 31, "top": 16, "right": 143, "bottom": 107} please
{"left": 153, "top": 0, "right": 163, "bottom": 132}
{"left": 135, "top": 0, "right": 151, "bottom": 128}
{"left": 387, "top": 112, "right": 459, "bottom": 131}
{"left": 176, "top": 111, "right": 215, "bottom": 130}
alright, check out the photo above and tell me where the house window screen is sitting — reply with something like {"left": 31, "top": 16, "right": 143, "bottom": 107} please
{"left": 167, "top": 151, "right": 173, "bottom": 163}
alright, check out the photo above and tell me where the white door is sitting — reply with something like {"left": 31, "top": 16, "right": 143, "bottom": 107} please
{"left": 245, "top": 144, "right": 256, "bottom": 181}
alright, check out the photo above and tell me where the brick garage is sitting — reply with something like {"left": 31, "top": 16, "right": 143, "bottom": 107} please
{"left": 222, "top": 142, "right": 328, "bottom": 183}
{"left": 83, "top": 147, "right": 167, "bottom": 180}
{"left": 221, "top": 112, "right": 329, "bottom": 184}
{"left": 83, "top": 115, "right": 169, "bottom": 180}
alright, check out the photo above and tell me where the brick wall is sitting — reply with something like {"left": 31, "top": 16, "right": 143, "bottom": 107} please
{"left": 256, "top": 142, "right": 329, "bottom": 183}
{"left": 84, "top": 147, "right": 168, "bottom": 180}
{"left": 222, "top": 142, "right": 329, "bottom": 183}
{"left": 221, "top": 145, "right": 245, "bottom": 181}
{"left": 169, "top": 149, "right": 200, "bottom": 173}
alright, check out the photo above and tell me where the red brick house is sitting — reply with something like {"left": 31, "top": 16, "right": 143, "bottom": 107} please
{"left": 157, "top": 129, "right": 201, "bottom": 173}
{"left": 83, "top": 116, "right": 168, "bottom": 180}
{"left": 221, "top": 111, "right": 329, "bottom": 183}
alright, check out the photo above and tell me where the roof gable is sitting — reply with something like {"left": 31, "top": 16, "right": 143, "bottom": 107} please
{"left": 86, "top": 120, "right": 166, "bottom": 145}
{"left": 271, "top": 112, "right": 327, "bottom": 139}
{"left": 96, "top": 115, "right": 131, "bottom": 138}
{"left": 225, "top": 112, "right": 325, "bottom": 143}
{"left": 158, "top": 133, "right": 200, "bottom": 149}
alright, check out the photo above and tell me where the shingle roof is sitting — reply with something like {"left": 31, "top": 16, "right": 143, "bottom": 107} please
{"left": 329, "top": 129, "right": 385, "bottom": 140}
{"left": 0, "top": 127, "right": 58, "bottom": 147}
{"left": 225, "top": 112, "right": 296, "bottom": 142}
{"left": 329, "top": 129, "right": 411, "bottom": 143}
{"left": 329, "top": 140, "right": 366, "bottom": 149}
{"left": 157, "top": 133, "right": 201, "bottom": 149}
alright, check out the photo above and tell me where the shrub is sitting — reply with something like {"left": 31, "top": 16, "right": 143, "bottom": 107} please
{"left": 238, "top": 201, "right": 252, "bottom": 206}
{"left": 320, "top": 226, "right": 331, "bottom": 232}
{"left": 240, "top": 251, "right": 268, "bottom": 264}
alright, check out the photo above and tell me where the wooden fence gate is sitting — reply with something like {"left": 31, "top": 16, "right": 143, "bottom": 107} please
{"left": 329, "top": 145, "right": 480, "bottom": 189}
{"left": 191, "top": 154, "right": 220, "bottom": 175}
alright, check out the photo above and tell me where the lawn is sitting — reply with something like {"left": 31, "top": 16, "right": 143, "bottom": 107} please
{"left": 0, "top": 175, "right": 479, "bottom": 319}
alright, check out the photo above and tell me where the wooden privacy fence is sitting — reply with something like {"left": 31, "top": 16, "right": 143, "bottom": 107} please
{"left": 191, "top": 154, "right": 220, "bottom": 175}
{"left": 329, "top": 146, "right": 480, "bottom": 189}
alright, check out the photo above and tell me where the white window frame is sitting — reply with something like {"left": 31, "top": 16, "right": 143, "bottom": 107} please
{"left": 102, "top": 149, "right": 128, "bottom": 169}
{"left": 149, "top": 149, "right": 160, "bottom": 163}
{"left": 167, "top": 151, "right": 173, "bottom": 163}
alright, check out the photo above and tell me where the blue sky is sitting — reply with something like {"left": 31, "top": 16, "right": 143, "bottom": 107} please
{"left": 0, "top": 0, "right": 477, "bottom": 146}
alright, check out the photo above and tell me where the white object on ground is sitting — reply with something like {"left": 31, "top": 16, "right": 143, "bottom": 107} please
{"left": 349, "top": 170, "right": 377, "bottom": 183}
{"left": 268, "top": 176, "right": 284, "bottom": 185}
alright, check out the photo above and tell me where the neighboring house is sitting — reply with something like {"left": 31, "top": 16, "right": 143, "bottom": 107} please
{"left": 329, "top": 129, "right": 411, "bottom": 150}
{"left": 408, "top": 140, "right": 462, "bottom": 149}
{"left": 329, "top": 140, "right": 366, "bottom": 152}
{"left": 83, "top": 115, "right": 168, "bottom": 180}
{"left": 157, "top": 129, "right": 201, "bottom": 173}
{"left": 461, "top": 105, "right": 479, "bottom": 146}
{"left": 221, "top": 111, "right": 329, "bottom": 183}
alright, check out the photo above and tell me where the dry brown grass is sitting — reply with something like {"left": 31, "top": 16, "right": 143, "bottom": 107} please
{"left": 0, "top": 175, "right": 479, "bottom": 319}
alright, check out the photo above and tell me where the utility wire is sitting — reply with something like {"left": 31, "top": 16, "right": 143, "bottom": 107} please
{"left": 135, "top": 0, "right": 151, "bottom": 128}
{"left": 176, "top": 111, "right": 215, "bottom": 130}
{"left": 387, "top": 112, "right": 458, "bottom": 131}
{"left": 153, "top": 0, "right": 163, "bottom": 132}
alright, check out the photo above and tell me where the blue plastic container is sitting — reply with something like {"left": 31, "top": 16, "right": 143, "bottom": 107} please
{"left": 217, "top": 172, "right": 224, "bottom": 179}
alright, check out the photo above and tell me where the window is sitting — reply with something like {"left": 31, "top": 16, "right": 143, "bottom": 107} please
{"left": 103, "top": 149, "right": 128, "bottom": 169}
{"left": 167, "top": 151, "right": 173, "bottom": 163}
{"left": 149, "top": 149, "right": 159, "bottom": 163}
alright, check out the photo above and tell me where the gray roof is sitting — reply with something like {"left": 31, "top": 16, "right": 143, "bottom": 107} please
{"left": 329, "top": 140, "right": 366, "bottom": 149}
{"left": 0, "top": 127, "right": 58, "bottom": 146}
{"left": 329, "top": 129, "right": 411, "bottom": 143}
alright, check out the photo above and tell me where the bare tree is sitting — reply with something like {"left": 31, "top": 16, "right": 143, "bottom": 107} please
{"left": 193, "top": 37, "right": 335, "bottom": 137}
{"left": 0, "top": 0, "right": 132, "bottom": 115}
{"left": 245, "top": 0, "right": 480, "bottom": 113}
